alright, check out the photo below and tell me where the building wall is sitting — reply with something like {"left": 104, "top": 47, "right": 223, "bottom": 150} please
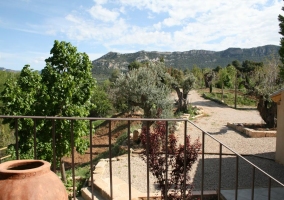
{"left": 276, "top": 92, "right": 284, "bottom": 165}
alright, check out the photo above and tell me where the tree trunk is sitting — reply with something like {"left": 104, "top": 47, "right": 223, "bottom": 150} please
{"left": 60, "top": 158, "right": 67, "bottom": 183}
{"left": 257, "top": 96, "right": 277, "bottom": 128}
{"left": 172, "top": 85, "right": 183, "bottom": 112}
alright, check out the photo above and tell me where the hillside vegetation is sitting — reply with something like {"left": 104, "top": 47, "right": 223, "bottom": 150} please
{"left": 92, "top": 45, "right": 279, "bottom": 78}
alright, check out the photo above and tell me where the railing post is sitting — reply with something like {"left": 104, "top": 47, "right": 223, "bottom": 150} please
{"left": 251, "top": 167, "right": 255, "bottom": 200}
{"left": 268, "top": 177, "right": 271, "bottom": 200}
{"left": 218, "top": 143, "right": 222, "bottom": 200}
{"left": 165, "top": 121, "right": 169, "bottom": 200}
{"left": 71, "top": 120, "right": 76, "bottom": 199}
{"left": 235, "top": 156, "right": 239, "bottom": 200}
{"left": 201, "top": 131, "right": 205, "bottom": 200}
{"left": 15, "top": 119, "right": 19, "bottom": 160}
{"left": 52, "top": 119, "right": 56, "bottom": 173}
{"left": 127, "top": 120, "right": 132, "bottom": 200}
{"left": 146, "top": 121, "right": 150, "bottom": 200}
{"left": 108, "top": 120, "right": 113, "bottom": 199}
{"left": 183, "top": 120, "right": 187, "bottom": 199}
{"left": 89, "top": 120, "right": 94, "bottom": 200}
{"left": 33, "top": 119, "right": 37, "bottom": 160}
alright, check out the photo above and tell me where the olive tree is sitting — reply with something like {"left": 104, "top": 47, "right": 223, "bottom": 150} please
{"left": 167, "top": 67, "right": 196, "bottom": 112}
{"left": 254, "top": 57, "right": 282, "bottom": 127}
{"left": 113, "top": 62, "right": 172, "bottom": 118}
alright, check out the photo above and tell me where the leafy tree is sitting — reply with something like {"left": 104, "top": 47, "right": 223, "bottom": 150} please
{"left": 213, "top": 65, "right": 222, "bottom": 73}
{"left": 190, "top": 65, "right": 204, "bottom": 88}
{"left": 1, "top": 41, "right": 96, "bottom": 180}
{"left": 1, "top": 66, "right": 41, "bottom": 153}
{"left": 254, "top": 57, "right": 283, "bottom": 127}
{"left": 279, "top": 6, "right": 284, "bottom": 79}
{"left": 90, "top": 86, "right": 113, "bottom": 117}
{"left": 0, "top": 70, "right": 20, "bottom": 148}
{"left": 128, "top": 61, "right": 143, "bottom": 71}
{"left": 217, "top": 67, "right": 228, "bottom": 101}
{"left": 226, "top": 65, "right": 237, "bottom": 89}
{"left": 167, "top": 67, "right": 196, "bottom": 112}
{"left": 113, "top": 62, "right": 172, "bottom": 118}
{"left": 109, "top": 68, "right": 121, "bottom": 83}
{"left": 204, "top": 70, "right": 215, "bottom": 93}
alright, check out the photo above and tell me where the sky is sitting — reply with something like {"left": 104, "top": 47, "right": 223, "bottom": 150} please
{"left": 0, "top": 0, "right": 283, "bottom": 71}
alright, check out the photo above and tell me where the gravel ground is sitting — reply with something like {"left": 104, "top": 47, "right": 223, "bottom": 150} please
{"left": 102, "top": 90, "right": 284, "bottom": 193}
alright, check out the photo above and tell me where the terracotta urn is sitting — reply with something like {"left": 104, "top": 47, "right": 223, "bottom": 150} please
{"left": 0, "top": 160, "right": 68, "bottom": 200}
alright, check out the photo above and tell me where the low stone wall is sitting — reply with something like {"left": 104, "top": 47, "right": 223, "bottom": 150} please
{"left": 227, "top": 123, "right": 276, "bottom": 138}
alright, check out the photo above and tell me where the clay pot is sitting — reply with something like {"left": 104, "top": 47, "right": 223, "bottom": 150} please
{"left": 0, "top": 160, "right": 68, "bottom": 200}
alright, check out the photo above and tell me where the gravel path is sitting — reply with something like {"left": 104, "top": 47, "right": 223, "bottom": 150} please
{"left": 102, "top": 90, "right": 284, "bottom": 193}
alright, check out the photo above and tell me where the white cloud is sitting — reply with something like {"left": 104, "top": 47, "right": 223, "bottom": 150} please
{"left": 93, "top": 0, "right": 108, "bottom": 5}
{"left": 17, "top": 0, "right": 283, "bottom": 52}
{"left": 88, "top": 5, "right": 120, "bottom": 22}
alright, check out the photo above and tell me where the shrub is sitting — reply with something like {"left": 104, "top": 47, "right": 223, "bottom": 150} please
{"left": 139, "top": 121, "right": 201, "bottom": 199}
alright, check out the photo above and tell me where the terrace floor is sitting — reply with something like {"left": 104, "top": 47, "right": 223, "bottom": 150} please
{"left": 221, "top": 187, "right": 284, "bottom": 200}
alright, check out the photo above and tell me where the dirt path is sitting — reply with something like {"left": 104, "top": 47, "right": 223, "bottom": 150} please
{"left": 177, "top": 90, "right": 276, "bottom": 156}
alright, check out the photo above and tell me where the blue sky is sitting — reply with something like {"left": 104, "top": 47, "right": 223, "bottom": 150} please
{"left": 0, "top": 0, "right": 283, "bottom": 71}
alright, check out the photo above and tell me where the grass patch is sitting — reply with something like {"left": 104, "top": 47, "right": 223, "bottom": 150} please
{"left": 200, "top": 89, "right": 257, "bottom": 107}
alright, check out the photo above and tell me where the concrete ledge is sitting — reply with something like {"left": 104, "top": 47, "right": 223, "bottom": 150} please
{"left": 227, "top": 123, "right": 276, "bottom": 138}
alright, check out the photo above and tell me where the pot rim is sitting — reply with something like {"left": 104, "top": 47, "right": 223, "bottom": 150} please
{"left": 0, "top": 160, "right": 50, "bottom": 174}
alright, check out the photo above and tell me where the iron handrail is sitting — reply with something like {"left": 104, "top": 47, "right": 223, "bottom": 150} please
{"left": 0, "top": 115, "right": 283, "bottom": 200}
{"left": 187, "top": 119, "right": 284, "bottom": 187}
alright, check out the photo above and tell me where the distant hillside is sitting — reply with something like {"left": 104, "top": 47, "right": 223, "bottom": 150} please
{"left": 0, "top": 67, "right": 19, "bottom": 73}
{"left": 92, "top": 45, "right": 280, "bottom": 77}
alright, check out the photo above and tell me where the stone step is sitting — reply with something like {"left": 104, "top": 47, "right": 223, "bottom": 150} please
{"left": 81, "top": 187, "right": 106, "bottom": 200}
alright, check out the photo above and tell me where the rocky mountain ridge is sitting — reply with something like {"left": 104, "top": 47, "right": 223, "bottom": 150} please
{"left": 92, "top": 45, "right": 280, "bottom": 75}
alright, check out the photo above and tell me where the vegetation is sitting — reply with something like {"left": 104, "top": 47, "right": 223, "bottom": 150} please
{"left": 112, "top": 61, "right": 173, "bottom": 118}
{"left": 168, "top": 67, "right": 196, "bottom": 112}
{"left": 1, "top": 40, "right": 96, "bottom": 180}
{"left": 201, "top": 89, "right": 257, "bottom": 107}
{"left": 0, "top": 71, "right": 20, "bottom": 148}
{"left": 140, "top": 121, "right": 201, "bottom": 199}
{"left": 279, "top": 6, "right": 284, "bottom": 79}
{"left": 92, "top": 45, "right": 280, "bottom": 77}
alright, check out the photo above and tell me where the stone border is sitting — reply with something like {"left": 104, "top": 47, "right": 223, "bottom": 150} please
{"left": 227, "top": 123, "right": 276, "bottom": 138}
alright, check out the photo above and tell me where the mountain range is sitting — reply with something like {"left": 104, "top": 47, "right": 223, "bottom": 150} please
{"left": 92, "top": 45, "right": 280, "bottom": 78}
{"left": 1, "top": 45, "right": 280, "bottom": 78}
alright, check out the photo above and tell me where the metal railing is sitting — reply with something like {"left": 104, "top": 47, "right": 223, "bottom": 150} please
{"left": 0, "top": 115, "right": 283, "bottom": 200}
{"left": 0, "top": 147, "right": 10, "bottom": 163}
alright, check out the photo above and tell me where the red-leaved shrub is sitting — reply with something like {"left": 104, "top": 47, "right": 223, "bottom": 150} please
{"left": 140, "top": 121, "right": 201, "bottom": 200}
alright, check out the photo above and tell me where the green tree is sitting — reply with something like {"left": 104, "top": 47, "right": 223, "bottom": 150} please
{"left": 218, "top": 67, "right": 228, "bottom": 101}
{"left": 170, "top": 68, "right": 196, "bottom": 112}
{"left": 1, "top": 66, "right": 41, "bottom": 153}
{"left": 128, "top": 61, "right": 143, "bottom": 71}
{"left": 90, "top": 86, "right": 113, "bottom": 117}
{"left": 109, "top": 68, "right": 121, "bottom": 83}
{"left": 1, "top": 41, "right": 96, "bottom": 180}
{"left": 0, "top": 70, "right": 20, "bottom": 148}
{"left": 254, "top": 57, "right": 283, "bottom": 127}
{"left": 279, "top": 6, "right": 284, "bottom": 79}
{"left": 113, "top": 62, "right": 172, "bottom": 118}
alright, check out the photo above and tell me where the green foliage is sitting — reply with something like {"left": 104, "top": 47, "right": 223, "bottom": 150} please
{"left": 279, "top": 6, "right": 284, "bottom": 79}
{"left": 190, "top": 65, "right": 203, "bottom": 88}
{"left": 128, "top": 61, "right": 143, "bottom": 71}
{"left": 108, "top": 69, "right": 121, "bottom": 83}
{"left": 90, "top": 86, "right": 113, "bottom": 117}
{"left": 113, "top": 61, "right": 173, "bottom": 118}
{"left": 1, "top": 40, "right": 96, "bottom": 162}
